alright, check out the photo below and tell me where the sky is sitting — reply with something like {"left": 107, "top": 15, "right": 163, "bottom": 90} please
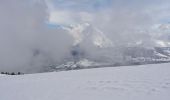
{"left": 0, "top": 0, "right": 170, "bottom": 73}
{"left": 47, "top": 0, "right": 170, "bottom": 48}
{"left": 47, "top": 0, "right": 170, "bottom": 25}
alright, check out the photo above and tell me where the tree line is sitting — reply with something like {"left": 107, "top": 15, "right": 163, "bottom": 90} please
{"left": 1, "top": 72, "right": 24, "bottom": 75}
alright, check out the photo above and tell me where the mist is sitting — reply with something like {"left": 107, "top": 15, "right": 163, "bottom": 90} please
{"left": 0, "top": 0, "right": 170, "bottom": 73}
{"left": 48, "top": 0, "right": 170, "bottom": 48}
{"left": 0, "top": 0, "right": 73, "bottom": 73}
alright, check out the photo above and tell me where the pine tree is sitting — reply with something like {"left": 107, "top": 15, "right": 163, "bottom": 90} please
{"left": 11, "top": 72, "right": 15, "bottom": 75}
{"left": 18, "top": 72, "right": 21, "bottom": 75}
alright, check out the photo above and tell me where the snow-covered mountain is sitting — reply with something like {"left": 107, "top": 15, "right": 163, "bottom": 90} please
{"left": 48, "top": 59, "right": 104, "bottom": 71}
{"left": 44, "top": 23, "right": 170, "bottom": 72}
{"left": 61, "top": 23, "right": 170, "bottom": 48}
{"left": 151, "top": 23, "right": 170, "bottom": 47}
{"left": 61, "top": 23, "right": 113, "bottom": 48}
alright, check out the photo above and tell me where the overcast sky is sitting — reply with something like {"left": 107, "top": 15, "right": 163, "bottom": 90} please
{"left": 47, "top": 0, "right": 170, "bottom": 25}
{"left": 47, "top": 0, "right": 170, "bottom": 48}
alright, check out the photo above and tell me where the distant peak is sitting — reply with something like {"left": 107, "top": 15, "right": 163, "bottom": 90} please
{"left": 60, "top": 23, "right": 113, "bottom": 48}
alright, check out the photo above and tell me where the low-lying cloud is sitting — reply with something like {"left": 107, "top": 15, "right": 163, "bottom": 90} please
{"left": 0, "top": 0, "right": 170, "bottom": 73}
{"left": 0, "top": 0, "right": 73, "bottom": 73}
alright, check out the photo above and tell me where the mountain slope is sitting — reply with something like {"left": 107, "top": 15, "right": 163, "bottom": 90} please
{"left": 41, "top": 23, "right": 170, "bottom": 73}
{"left": 1, "top": 63, "right": 170, "bottom": 100}
{"left": 61, "top": 23, "right": 113, "bottom": 48}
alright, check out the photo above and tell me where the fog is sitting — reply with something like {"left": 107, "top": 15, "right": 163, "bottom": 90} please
{"left": 0, "top": 0, "right": 170, "bottom": 73}
{"left": 0, "top": 0, "right": 73, "bottom": 73}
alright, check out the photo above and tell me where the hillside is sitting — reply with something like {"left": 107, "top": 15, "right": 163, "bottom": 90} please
{"left": 0, "top": 63, "right": 170, "bottom": 100}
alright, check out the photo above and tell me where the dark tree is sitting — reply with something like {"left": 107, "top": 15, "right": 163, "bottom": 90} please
{"left": 11, "top": 72, "right": 15, "bottom": 75}
{"left": 18, "top": 72, "right": 21, "bottom": 75}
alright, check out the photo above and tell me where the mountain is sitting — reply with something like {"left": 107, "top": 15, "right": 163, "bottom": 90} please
{"left": 61, "top": 23, "right": 113, "bottom": 48}
{"left": 151, "top": 23, "right": 170, "bottom": 47}
{"left": 45, "top": 23, "right": 170, "bottom": 72}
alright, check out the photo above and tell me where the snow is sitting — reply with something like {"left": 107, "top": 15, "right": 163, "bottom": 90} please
{"left": 76, "top": 59, "right": 99, "bottom": 67}
{"left": 55, "top": 59, "right": 102, "bottom": 70}
{"left": 155, "top": 52, "right": 169, "bottom": 58}
{"left": 61, "top": 23, "right": 113, "bottom": 47}
{"left": 155, "top": 40, "right": 170, "bottom": 47}
{"left": 0, "top": 63, "right": 170, "bottom": 100}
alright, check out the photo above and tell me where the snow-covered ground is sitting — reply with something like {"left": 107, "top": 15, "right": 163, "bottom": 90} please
{"left": 0, "top": 63, "right": 170, "bottom": 100}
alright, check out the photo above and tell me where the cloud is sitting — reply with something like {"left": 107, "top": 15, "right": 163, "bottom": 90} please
{"left": 47, "top": 0, "right": 170, "bottom": 47}
{"left": 47, "top": 0, "right": 113, "bottom": 12}
{"left": 0, "top": 0, "right": 170, "bottom": 73}
{"left": 47, "top": 0, "right": 170, "bottom": 24}
{"left": 0, "top": 0, "right": 73, "bottom": 73}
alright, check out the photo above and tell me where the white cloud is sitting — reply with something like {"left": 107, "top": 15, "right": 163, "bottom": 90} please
{"left": 49, "top": 10, "right": 75, "bottom": 25}
{"left": 47, "top": 0, "right": 170, "bottom": 47}
{"left": 0, "top": 0, "right": 74, "bottom": 73}
{"left": 1, "top": 0, "right": 170, "bottom": 73}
